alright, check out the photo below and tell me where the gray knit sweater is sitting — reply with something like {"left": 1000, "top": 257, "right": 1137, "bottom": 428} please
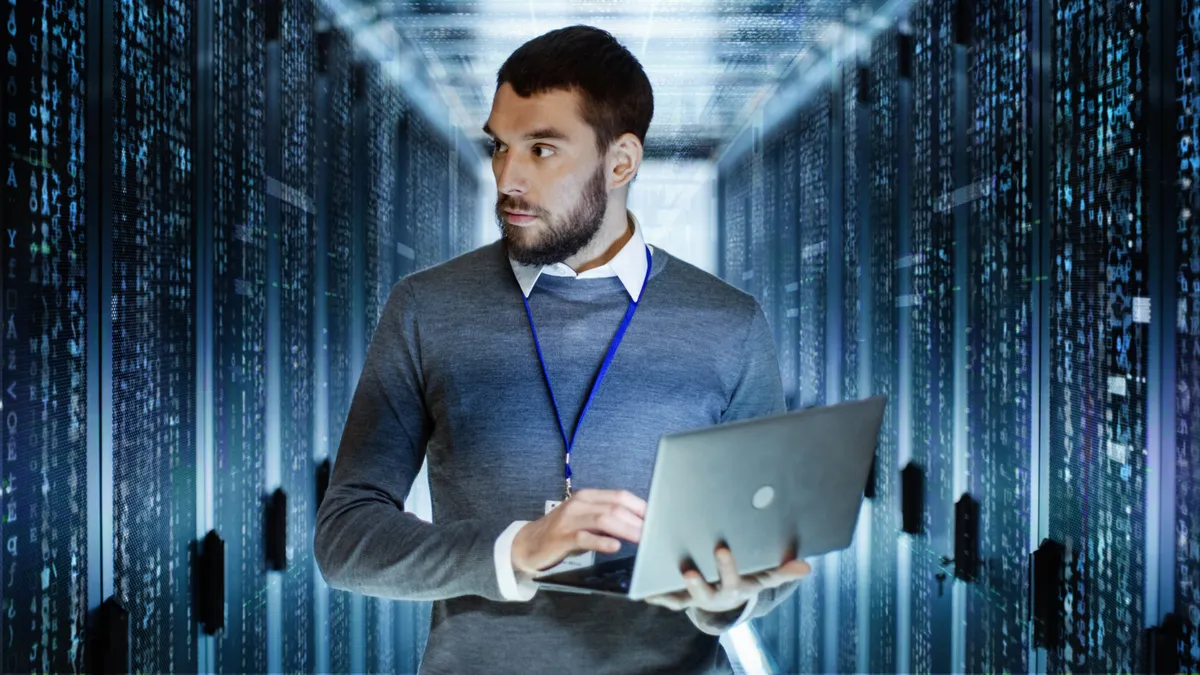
{"left": 314, "top": 240, "right": 797, "bottom": 674}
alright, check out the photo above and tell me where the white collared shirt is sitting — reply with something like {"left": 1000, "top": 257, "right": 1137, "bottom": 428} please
{"left": 492, "top": 211, "right": 757, "bottom": 633}
{"left": 508, "top": 211, "right": 653, "bottom": 301}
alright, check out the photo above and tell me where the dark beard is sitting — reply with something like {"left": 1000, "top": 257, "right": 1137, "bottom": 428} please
{"left": 497, "top": 163, "right": 607, "bottom": 267}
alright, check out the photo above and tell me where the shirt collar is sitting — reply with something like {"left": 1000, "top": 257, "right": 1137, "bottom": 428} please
{"left": 509, "top": 211, "right": 653, "bottom": 301}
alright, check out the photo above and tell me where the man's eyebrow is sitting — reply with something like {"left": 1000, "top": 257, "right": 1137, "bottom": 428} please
{"left": 481, "top": 124, "right": 569, "bottom": 142}
{"left": 521, "top": 127, "right": 569, "bottom": 141}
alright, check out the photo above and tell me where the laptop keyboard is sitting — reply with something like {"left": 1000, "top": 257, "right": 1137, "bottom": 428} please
{"left": 541, "top": 556, "right": 635, "bottom": 593}
{"left": 582, "top": 559, "right": 633, "bottom": 592}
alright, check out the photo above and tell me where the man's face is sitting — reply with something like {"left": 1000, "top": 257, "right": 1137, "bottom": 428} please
{"left": 484, "top": 84, "right": 610, "bottom": 266}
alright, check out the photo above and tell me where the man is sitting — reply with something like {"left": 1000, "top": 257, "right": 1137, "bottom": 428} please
{"left": 314, "top": 25, "right": 811, "bottom": 674}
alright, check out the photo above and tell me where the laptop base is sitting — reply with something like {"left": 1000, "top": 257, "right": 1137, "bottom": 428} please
{"left": 536, "top": 556, "right": 636, "bottom": 597}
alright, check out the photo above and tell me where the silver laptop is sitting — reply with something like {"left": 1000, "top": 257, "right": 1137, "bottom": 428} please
{"left": 535, "top": 395, "right": 887, "bottom": 600}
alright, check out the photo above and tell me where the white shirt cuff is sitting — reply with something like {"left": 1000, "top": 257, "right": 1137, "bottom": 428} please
{"left": 494, "top": 520, "right": 539, "bottom": 602}
{"left": 734, "top": 593, "right": 759, "bottom": 623}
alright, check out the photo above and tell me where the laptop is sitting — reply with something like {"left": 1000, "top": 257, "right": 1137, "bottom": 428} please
{"left": 535, "top": 395, "right": 887, "bottom": 601}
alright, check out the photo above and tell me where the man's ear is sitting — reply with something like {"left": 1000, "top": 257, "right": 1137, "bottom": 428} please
{"left": 608, "top": 132, "right": 643, "bottom": 189}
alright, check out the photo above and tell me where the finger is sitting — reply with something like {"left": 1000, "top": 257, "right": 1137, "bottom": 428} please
{"left": 714, "top": 546, "right": 741, "bottom": 589}
{"left": 752, "top": 559, "right": 813, "bottom": 589}
{"left": 594, "top": 503, "right": 645, "bottom": 538}
{"left": 647, "top": 590, "right": 690, "bottom": 605}
{"left": 780, "top": 539, "right": 800, "bottom": 563}
{"left": 683, "top": 569, "right": 715, "bottom": 603}
{"left": 581, "top": 507, "right": 643, "bottom": 544}
{"left": 565, "top": 502, "right": 643, "bottom": 543}
{"left": 563, "top": 495, "right": 643, "bottom": 528}
{"left": 570, "top": 529, "right": 623, "bottom": 555}
{"left": 772, "top": 559, "right": 812, "bottom": 580}
{"left": 645, "top": 592, "right": 690, "bottom": 611}
{"left": 573, "top": 489, "right": 647, "bottom": 518}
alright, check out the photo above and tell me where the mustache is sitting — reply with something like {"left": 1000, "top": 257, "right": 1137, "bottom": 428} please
{"left": 496, "top": 195, "right": 545, "bottom": 216}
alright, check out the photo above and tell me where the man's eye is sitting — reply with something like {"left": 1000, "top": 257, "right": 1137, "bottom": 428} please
{"left": 534, "top": 146, "right": 555, "bottom": 158}
{"left": 491, "top": 141, "right": 506, "bottom": 155}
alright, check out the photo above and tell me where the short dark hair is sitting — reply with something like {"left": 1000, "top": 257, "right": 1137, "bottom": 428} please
{"left": 497, "top": 25, "right": 654, "bottom": 154}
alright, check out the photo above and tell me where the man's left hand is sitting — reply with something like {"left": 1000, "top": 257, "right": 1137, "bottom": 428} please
{"left": 643, "top": 544, "right": 812, "bottom": 614}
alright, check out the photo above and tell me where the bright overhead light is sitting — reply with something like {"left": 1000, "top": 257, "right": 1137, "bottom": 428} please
{"left": 455, "top": 18, "right": 729, "bottom": 42}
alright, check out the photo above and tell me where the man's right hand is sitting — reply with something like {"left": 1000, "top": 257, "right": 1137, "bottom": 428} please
{"left": 511, "top": 489, "right": 647, "bottom": 576}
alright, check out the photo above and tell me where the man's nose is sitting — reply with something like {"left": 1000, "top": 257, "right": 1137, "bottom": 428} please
{"left": 495, "top": 153, "right": 530, "bottom": 195}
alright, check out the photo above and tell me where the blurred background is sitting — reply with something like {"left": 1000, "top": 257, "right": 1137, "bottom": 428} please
{"left": 2, "top": 0, "right": 1198, "bottom": 672}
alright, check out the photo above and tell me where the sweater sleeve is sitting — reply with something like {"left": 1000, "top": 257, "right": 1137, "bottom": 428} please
{"left": 313, "top": 279, "right": 515, "bottom": 602}
{"left": 688, "top": 300, "right": 801, "bottom": 633}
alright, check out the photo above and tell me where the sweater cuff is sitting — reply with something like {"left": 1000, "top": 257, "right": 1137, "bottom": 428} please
{"left": 686, "top": 593, "right": 759, "bottom": 635}
{"left": 494, "top": 521, "right": 538, "bottom": 602}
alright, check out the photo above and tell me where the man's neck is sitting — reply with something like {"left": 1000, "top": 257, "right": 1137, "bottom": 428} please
{"left": 562, "top": 207, "right": 634, "bottom": 274}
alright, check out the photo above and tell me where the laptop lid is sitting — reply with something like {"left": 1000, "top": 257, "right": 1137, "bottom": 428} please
{"left": 625, "top": 395, "right": 887, "bottom": 600}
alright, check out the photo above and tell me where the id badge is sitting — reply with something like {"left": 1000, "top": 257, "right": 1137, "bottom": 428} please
{"left": 537, "top": 500, "right": 595, "bottom": 576}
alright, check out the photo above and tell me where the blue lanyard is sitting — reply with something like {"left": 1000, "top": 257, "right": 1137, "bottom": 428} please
{"left": 522, "top": 246, "right": 653, "bottom": 500}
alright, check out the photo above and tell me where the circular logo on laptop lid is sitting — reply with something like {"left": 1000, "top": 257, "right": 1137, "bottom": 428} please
{"left": 752, "top": 485, "right": 775, "bottom": 510}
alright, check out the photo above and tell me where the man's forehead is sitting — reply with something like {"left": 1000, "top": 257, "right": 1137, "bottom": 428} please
{"left": 485, "top": 85, "right": 587, "bottom": 139}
